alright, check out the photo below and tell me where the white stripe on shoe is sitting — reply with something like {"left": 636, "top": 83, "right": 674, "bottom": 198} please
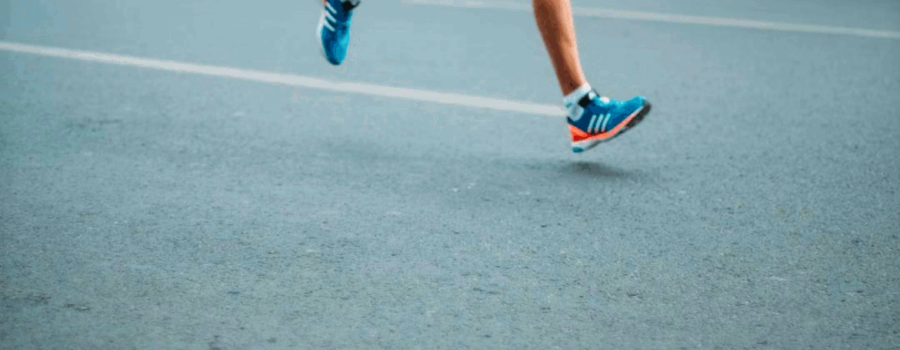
{"left": 324, "top": 10, "right": 337, "bottom": 24}
{"left": 319, "top": 13, "right": 335, "bottom": 31}
{"left": 586, "top": 114, "right": 599, "bottom": 134}
{"left": 325, "top": 2, "right": 338, "bottom": 14}
{"left": 600, "top": 113, "right": 611, "bottom": 133}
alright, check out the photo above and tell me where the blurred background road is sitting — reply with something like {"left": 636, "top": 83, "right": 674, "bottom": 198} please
{"left": 1, "top": 0, "right": 899, "bottom": 348}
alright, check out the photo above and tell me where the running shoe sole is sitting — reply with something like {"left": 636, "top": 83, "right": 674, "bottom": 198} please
{"left": 571, "top": 102, "right": 651, "bottom": 153}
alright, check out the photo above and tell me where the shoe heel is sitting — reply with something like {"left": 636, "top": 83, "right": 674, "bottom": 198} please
{"left": 570, "top": 140, "right": 599, "bottom": 153}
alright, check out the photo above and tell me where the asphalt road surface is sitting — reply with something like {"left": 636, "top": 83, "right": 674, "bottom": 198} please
{"left": 1, "top": 0, "right": 899, "bottom": 349}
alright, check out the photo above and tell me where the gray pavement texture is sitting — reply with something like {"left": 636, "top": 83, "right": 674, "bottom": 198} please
{"left": 1, "top": 0, "right": 900, "bottom": 349}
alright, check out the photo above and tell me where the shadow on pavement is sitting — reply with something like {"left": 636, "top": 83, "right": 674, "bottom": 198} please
{"left": 561, "top": 161, "right": 637, "bottom": 179}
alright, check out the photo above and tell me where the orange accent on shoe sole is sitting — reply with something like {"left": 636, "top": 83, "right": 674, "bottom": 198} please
{"left": 569, "top": 108, "right": 641, "bottom": 143}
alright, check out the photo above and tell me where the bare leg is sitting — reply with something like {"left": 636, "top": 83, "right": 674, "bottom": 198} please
{"left": 532, "top": 0, "right": 588, "bottom": 96}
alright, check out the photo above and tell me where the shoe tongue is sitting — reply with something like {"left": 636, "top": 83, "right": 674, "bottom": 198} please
{"left": 341, "top": 0, "right": 359, "bottom": 12}
{"left": 577, "top": 90, "right": 598, "bottom": 107}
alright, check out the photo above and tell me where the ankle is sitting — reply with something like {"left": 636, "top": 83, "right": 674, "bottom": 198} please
{"left": 563, "top": 83, "right": 593, "bottom": 119}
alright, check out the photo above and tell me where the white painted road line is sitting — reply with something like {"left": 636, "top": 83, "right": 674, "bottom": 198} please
{"left": 403, "top": 0, "right": 900, "bottom": 40}
{"left": 0, "top": 41, "right": 565, "bottom": 117}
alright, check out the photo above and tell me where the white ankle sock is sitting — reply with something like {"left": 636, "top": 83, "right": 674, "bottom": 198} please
{"left": 563, "top": 83, "right": 593, "bottom": 120}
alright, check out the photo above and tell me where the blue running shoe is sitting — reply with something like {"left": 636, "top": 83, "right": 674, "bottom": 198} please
{"left": 566, "top": 91, "right": 651, "bottom": 153}
{"left": 316, "top": 0, "right": 359, "bottom": 65}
